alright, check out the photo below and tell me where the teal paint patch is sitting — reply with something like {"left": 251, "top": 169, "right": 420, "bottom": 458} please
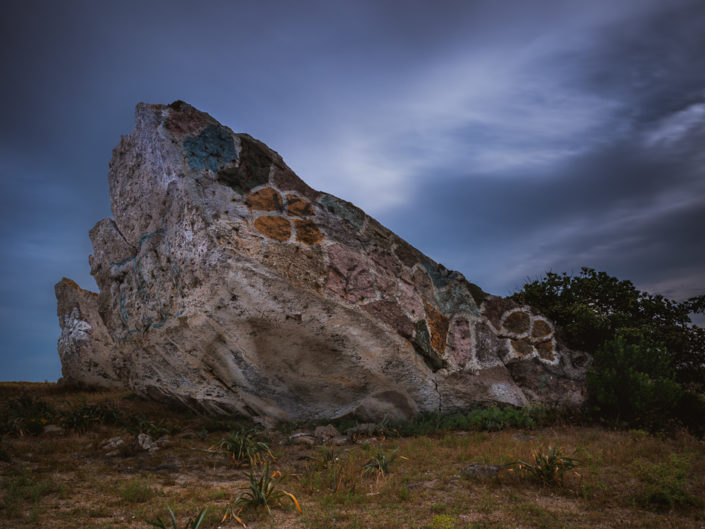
{"left": 435, "top": 280, "right": 482, "bottom": 317}
{"left": 318, "top": 194, "right": 365, "bottom": 230}
{"left": 420, "top": 258, "right": 461, "bottom": 290}
{"left": 217, "top": 135, "right": 271, "bottom": 194}
{"left": 183, "top": 125, "right": 238, "bottom": 172}
{"left": 411, "top": 320, "right": 445, "bottom": 372}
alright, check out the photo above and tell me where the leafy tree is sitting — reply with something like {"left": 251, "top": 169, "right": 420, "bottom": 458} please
{"left": 512, "top": 267, "right": 705, "bottom": 390}
{"left": 512, "top": 268, "right": 705, "bottom": 433}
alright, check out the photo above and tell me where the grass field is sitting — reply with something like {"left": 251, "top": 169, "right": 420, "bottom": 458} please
{"left": 1, "top": 382, "right": 703, "bottom": 528}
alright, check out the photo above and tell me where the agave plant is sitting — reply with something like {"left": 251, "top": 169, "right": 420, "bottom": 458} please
{"left": 146, "top": 506, "right": 208, "bottom": 529}
{"left": 511, "top": 444, "right": 581, "bottom": 486}
{"left": 223, "top": 462, "right": 302, "bottom": 524}
{"left": 362, "top": 448, "right": 405, "bottom": 479}
{"left": 211, "top": 428, "right": 274, "bottom": 466}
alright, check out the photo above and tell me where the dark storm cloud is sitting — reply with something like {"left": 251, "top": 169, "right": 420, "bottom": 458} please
{"left": 379, "top": 0, "right": 705, "bottom": 296}
{"left": 1, "top": 0, "right": 703, "bottom": 381}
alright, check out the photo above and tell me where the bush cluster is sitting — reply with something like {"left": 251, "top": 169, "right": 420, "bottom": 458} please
{"left": 512, "top": 268, "right": 705, "bottom": 433}
{"left": 0, "top": 397, "right": 175, "bottom": 437}
{"left": 388, "top": 405, "right": 564, "bottom": 437}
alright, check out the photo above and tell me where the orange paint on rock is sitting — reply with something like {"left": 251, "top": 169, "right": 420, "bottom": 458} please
{"left": 511, "top": 338, "right": 534, "bottom": 357}
{"left": 294, "top": 219, "right": 323, "bottom": 245}
{"left": 503, "top": 311, "right": 530, "bottom": 334}
{"left": 532, "top": 320, "right": 552, "bottom": 339}
{"left": 423, "top": 302, "right": 449, "bottom": 354}
{"left": 246, "top": 187, "right": 283, "bottom": 211}
{"left": 254, "top": 216, "right": 291, "bottom": 241}
{"left": 535, "top": 340, "right": 556, "bottom": 360}
{"left": 286, "top": 195, "right": 313, "bottom": 217}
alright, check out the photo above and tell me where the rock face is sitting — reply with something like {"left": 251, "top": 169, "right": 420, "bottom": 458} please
{"left": 55, "top": 101, "right": 589, "bottom": 422}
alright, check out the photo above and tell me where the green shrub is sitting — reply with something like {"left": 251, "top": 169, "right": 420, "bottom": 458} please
{"left": 0, "top": 395, "right": 56, "bottom": 436}
{"left": 62, "top": 403, "right": 123, "bottom": 433}
{"left": 386, "top": 406, "right": 558, "bottom": 437}
{"left": 513, "top": 268, "right": 705, "bottom": 433}
{"left": 127, "top": 415, "right": 171, "bottom": 438}
{"left": 587, "top": 330, "right": 685, "bottom": 430}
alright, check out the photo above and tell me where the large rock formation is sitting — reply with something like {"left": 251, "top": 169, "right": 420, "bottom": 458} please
{"left": 56, "top": 101, "right": 589, "bottom": 422}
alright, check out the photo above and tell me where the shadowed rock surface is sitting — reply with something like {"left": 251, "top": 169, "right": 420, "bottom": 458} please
{"left": 55, "top": 101, "right": 589, "bottom": 422}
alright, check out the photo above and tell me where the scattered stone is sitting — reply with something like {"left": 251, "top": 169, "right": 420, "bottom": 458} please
{"left": 55, "top": 101, "right": 590, "bottom": 422}
{"left": 102, "top": 436, "right": 124, "bottom": 456}
{"left": 43, "top": 424, "right": 64, "bottom": 434}
{"left": 101, "top": 437, "right": 124, "bottom": 451}
{"left": 331, "top": 435, "right": 349, "bottom": 446}
{"left": 287, "top": 432, "right": 316, "bottom": 446}
{"left": 137, "top": 433, "right": 159, "bottom": 452}
{"left": 314, "top": 424, "right": 341, "bottom": 441}
{"left": 461, "top": 464, "right": 503, "bottom": 480}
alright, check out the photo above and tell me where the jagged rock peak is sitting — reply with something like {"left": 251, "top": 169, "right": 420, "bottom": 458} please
{"left": 55, "top": 101, "right": 589, "bottom": 423}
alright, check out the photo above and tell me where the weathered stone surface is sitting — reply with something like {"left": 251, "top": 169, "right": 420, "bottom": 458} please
{"left": 55, "top": 101, "right": 589, "bottom": 423}
{"left": 55, "top": 278, "right": 122, "bottom": 388}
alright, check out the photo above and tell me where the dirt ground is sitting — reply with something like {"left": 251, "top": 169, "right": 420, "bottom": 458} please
{"left": 1, "top": 382, "right": 703, "bottom": 529}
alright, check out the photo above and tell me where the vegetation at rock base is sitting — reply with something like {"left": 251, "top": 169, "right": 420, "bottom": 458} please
{"left": 512, "top": 267, "right": 705, "bottom": 433}
{"left": 211, "top": 428, "right": 274, "bottom": 467}
{"left": 2, "top": 383, "right": 705, "bottom": 529}
{"left": 510, "top": 445, "right": 581, "bottom": 487}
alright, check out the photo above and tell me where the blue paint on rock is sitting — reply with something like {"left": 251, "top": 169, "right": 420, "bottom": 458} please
{"left": 183, "top": 124, "right": 238, "bottom": 172}
{"left": 420, "top": 258, "right": 461, "bottom": 290}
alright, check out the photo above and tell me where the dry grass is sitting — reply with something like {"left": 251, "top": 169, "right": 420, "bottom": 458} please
{"left": 1, "top": 382, "right": 704, "bottom": 529}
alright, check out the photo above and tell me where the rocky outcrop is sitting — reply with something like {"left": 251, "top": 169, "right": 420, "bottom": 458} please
{"left": 55, "top": 278, "right": 122, "bottom": 388}
{"left": 55, "top": 101, "right": 589, "bottom": 422}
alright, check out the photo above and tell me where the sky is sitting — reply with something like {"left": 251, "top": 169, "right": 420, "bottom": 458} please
{"left": 1, "top": 0, "right": 704, "bottom": 382}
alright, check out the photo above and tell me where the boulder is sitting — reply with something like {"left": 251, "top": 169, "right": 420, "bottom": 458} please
{"left": 55, "top": 101, "right": 589, "bottom": 422}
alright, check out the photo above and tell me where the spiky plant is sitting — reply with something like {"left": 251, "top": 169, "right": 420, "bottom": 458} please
{"left": 362, "top": 448, "right": 405, "bottom": 479}
{"left": 211, "top": 428, "right": 274, "bottom": 466}
{"left": 146, "top": 506, "right": 208, "bottom": 529}
{"left": 511, "top": 444, "right": 581, "bottom": 486}
{"left": 223, "top": 462, "right": 302, "bottom": 524}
